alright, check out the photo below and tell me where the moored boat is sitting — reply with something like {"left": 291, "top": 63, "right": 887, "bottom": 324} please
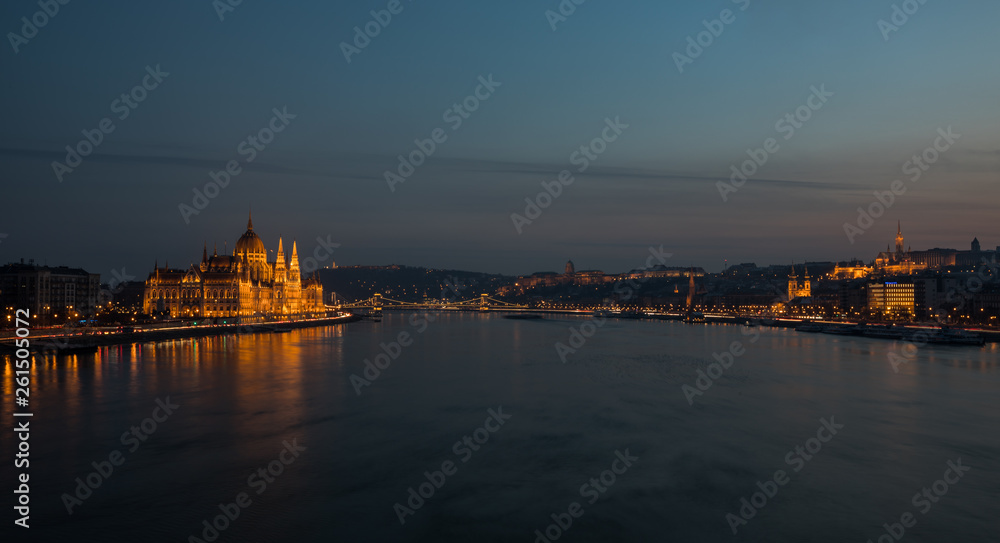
{"left": 684, "top": 312, "right": 706, "bottom": 323}
{"left": 862, "top": 325, "right": 904, "bottom": 340}
{"left": 908, "top": 327, "right": 986, "bottom": 346}
{"left": 821, "top": 324, "right": 858, "bottom": 335}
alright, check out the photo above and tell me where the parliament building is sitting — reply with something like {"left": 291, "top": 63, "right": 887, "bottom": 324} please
{"left": 143, "top": 214, "right": 324, "bottom": 320}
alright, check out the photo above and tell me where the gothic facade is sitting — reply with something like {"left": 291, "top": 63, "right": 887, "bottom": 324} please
{"left": 143, "top": 214, "right": 324, "bottom": 320}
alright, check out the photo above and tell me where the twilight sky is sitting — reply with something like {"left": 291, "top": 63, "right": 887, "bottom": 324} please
{"left": 1, "top": 0, "right": 998, "bottom": 279}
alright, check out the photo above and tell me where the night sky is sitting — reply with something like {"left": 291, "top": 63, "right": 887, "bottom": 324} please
{"left": 1, "top": 0, "right": 998, "bottom": 280}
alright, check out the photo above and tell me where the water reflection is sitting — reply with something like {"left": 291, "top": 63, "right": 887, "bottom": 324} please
{"left": 0, "top": 317, "right": 996, "bottom": 542}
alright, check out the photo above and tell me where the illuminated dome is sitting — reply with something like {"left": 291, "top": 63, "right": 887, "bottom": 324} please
{"left": 235, "top": 212, "right": 266, "bottom": 255}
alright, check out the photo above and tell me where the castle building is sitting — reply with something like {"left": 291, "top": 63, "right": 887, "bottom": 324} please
{"left": 788, "top": 264, "right": 811, "bottom": 300}
{"left": 875, "top": 222, "right": 928, "bottom": 274}
{"left": 143, "top": 213, "right": 324, "bottom": 320}
{"left": 875, "top": 223, "right": 996, "bottom": 273}
{"left": 831, "top": 260, "right": 872, "bottom": 279}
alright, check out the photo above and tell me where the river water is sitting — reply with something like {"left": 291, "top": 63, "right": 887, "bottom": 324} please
{"left": 2, "top": 313, "right": 997, "bottom": 542}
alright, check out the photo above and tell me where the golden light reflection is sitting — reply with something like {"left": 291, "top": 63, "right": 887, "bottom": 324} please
{"left": 1, "top": 318, "right": 996, "bottom": 470}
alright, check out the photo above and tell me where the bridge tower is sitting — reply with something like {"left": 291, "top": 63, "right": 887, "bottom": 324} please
{"left": 374, "top": 293, "right": 383, "bottom": 312}
{"left": 480, "top": 294, "right": 489, "bottom": 311}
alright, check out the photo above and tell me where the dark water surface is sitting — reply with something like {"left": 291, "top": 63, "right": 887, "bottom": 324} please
{"left": 2, "top": 313, "right": 998, "bottom": 542}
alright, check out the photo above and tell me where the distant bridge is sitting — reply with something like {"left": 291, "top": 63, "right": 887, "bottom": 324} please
{"left": 333, "top": 293, "right": 528, "bottom": 312}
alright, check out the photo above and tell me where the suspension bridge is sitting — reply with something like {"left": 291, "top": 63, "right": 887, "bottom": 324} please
{"left": 334, "top": 293, "right": 529, "bottom": 313}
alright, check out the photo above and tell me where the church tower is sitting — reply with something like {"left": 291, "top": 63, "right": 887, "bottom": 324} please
{"left": 895, "top": 221, "right": 905, "bottom": 254}
{"left": 274, "top": 238, "right": 286, "bottom": 282}
{"left": 788, "top": 264, "right": 798, "bottom": 300}
{"left": 290, "top": 240, "right": 301, "bottom": 279}
{"left": 802, "top": 264, "right": 811, "bottom": 297}
{"left": 788, "top": 263, "right": 810, "bottom": 300}
{"left": 288, "top": 240, "right": 302, "bottom": 314}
